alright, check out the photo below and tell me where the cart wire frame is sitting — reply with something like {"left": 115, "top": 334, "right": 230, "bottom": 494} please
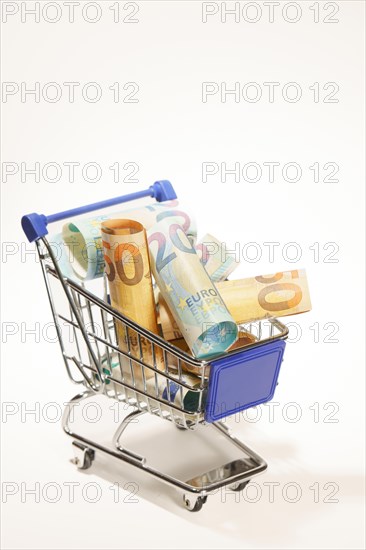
{"left": 36, "top": 237, "right": 288, "bottom": 429}
{"left": 24, "top": 185, "right": 290, "bottom": 511}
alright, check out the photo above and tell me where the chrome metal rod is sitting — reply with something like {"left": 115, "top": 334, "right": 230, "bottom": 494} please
{"left": 63, "top": 393, "right": 268, "bottom": 496}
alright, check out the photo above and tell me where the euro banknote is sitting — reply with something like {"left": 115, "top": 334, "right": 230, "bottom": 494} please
{"left": 169, "top": 330, "right": 257, "bottom": 376}
{"left": 101, "top": 219, "right": 163, "bottom": 375}
{"left": 158, "top": 269, "right": 311, "bottom": 340}
{"left": 101, "top": 353, "right": 206, "bottom": 414}
{"left": 62, "top": 201, "right": 197, "bottom": 280}
{"left": 196, "top": 233, "right": 240, "bottom": 282}
{"left": 147, "top": 219, "right": 238, "bottom": 358}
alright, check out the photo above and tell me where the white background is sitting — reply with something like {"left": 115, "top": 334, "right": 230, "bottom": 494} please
{"left": 1, "top": 1, "right": 365, "bottom": 549}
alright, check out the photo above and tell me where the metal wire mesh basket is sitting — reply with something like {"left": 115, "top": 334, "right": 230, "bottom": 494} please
{"left": 41, "top": 238, "right": 287, "bottom": 429}
{"left": 22, "top": 182, "right": 289, "bottom": 511}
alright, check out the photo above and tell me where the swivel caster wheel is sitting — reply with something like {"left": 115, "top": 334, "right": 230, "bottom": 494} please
{"left": 230, "top": 480, "right": 250, "bottom": 492}
{"left": 71, "top": 441, "right": 95, "bottom": 470}
{"left": 183, "top": 494, "right": 207, "bottom": 512}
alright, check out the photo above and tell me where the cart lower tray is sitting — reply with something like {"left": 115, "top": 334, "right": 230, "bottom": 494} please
{"left": 65, "top": 391, "right": 267, "bottom": 512}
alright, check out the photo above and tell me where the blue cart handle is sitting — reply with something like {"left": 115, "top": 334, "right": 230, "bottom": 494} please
{"left": 21, "top": 180, "right": 177, "bottom": 242}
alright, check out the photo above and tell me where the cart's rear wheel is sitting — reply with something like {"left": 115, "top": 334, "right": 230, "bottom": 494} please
{"left": 183, "top": 494, "right": 207, "bottom": 512}
{"left": 79, "top": 449, "right": 94, "bottom": 470}
{"left": 71, "top": 442, "right": 95, "bottom": 470}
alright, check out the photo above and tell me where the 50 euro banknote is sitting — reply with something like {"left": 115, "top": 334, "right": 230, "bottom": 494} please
{"left": 158, "top": 269, "right": 311, "bottom": 341}
{"left": 61, "top": 201, "right": 197, "bottom": 280}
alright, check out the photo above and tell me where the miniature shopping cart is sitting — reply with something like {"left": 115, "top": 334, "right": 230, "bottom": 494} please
{"left": 22, "top": 181, "right": 288, "bottom": 511}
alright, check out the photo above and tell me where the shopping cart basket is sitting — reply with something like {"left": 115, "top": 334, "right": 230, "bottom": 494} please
{"left": 22, "top": 181, "right": 288, "bottom": 511}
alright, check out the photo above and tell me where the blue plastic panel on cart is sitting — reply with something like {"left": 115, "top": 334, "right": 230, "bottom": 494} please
{"left": 205, "top": 340, "right": 286, "bottom": 423}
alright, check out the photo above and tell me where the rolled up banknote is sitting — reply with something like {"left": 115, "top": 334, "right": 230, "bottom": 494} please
{"left": 147, "top": 219, "right": 238, "bottom": 358}
{"left": 101, "top": 219, "right": 163, "bottom": 376}
{"left": 153, "top": 231, "right": 238, "bottom": 303}
{"left": 101, "top": 353, "right": 206, "bottom": 414}
{"left": 62, "top": 201, "right": 197, "bottom": 280}
{"left": 196, "top": 233, "right": 240, "bottom": 282}
{"left": 159, "top": 269, "right": 311, "bottom": 340}
{"left": 48, "top": 233, "right": 77, "bottom": 280}
{"left": 228, "top": 330, "right": 257, "bottom": 351}
{"left": 158, "top": 295, "right": 182, "bottom": 341}
{"left": 164, "top": 332, "right": 258, "bottom": 373}
{"left": 217, "top": 269, "right": 312, "bottom": 323}
{"left": 166, "top": 331, "right": 256, "bottom": 376}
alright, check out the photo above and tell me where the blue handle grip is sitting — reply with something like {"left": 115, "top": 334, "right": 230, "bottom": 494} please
{"left": 21, "top": 180, "right": 177, "bottom": 242}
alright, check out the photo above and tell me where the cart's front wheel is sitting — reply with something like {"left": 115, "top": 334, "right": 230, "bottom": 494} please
{"left": 183, "top": 494, "right": 207, "bottom": 512}
{"left": 230, "top": 480, "right": 250, "bottom": 492}
{"left": 71, "top": 442, "right": 95, "bottom": 470}
{"left": 175, "top": 424, "right": 187, "bottom": 430}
